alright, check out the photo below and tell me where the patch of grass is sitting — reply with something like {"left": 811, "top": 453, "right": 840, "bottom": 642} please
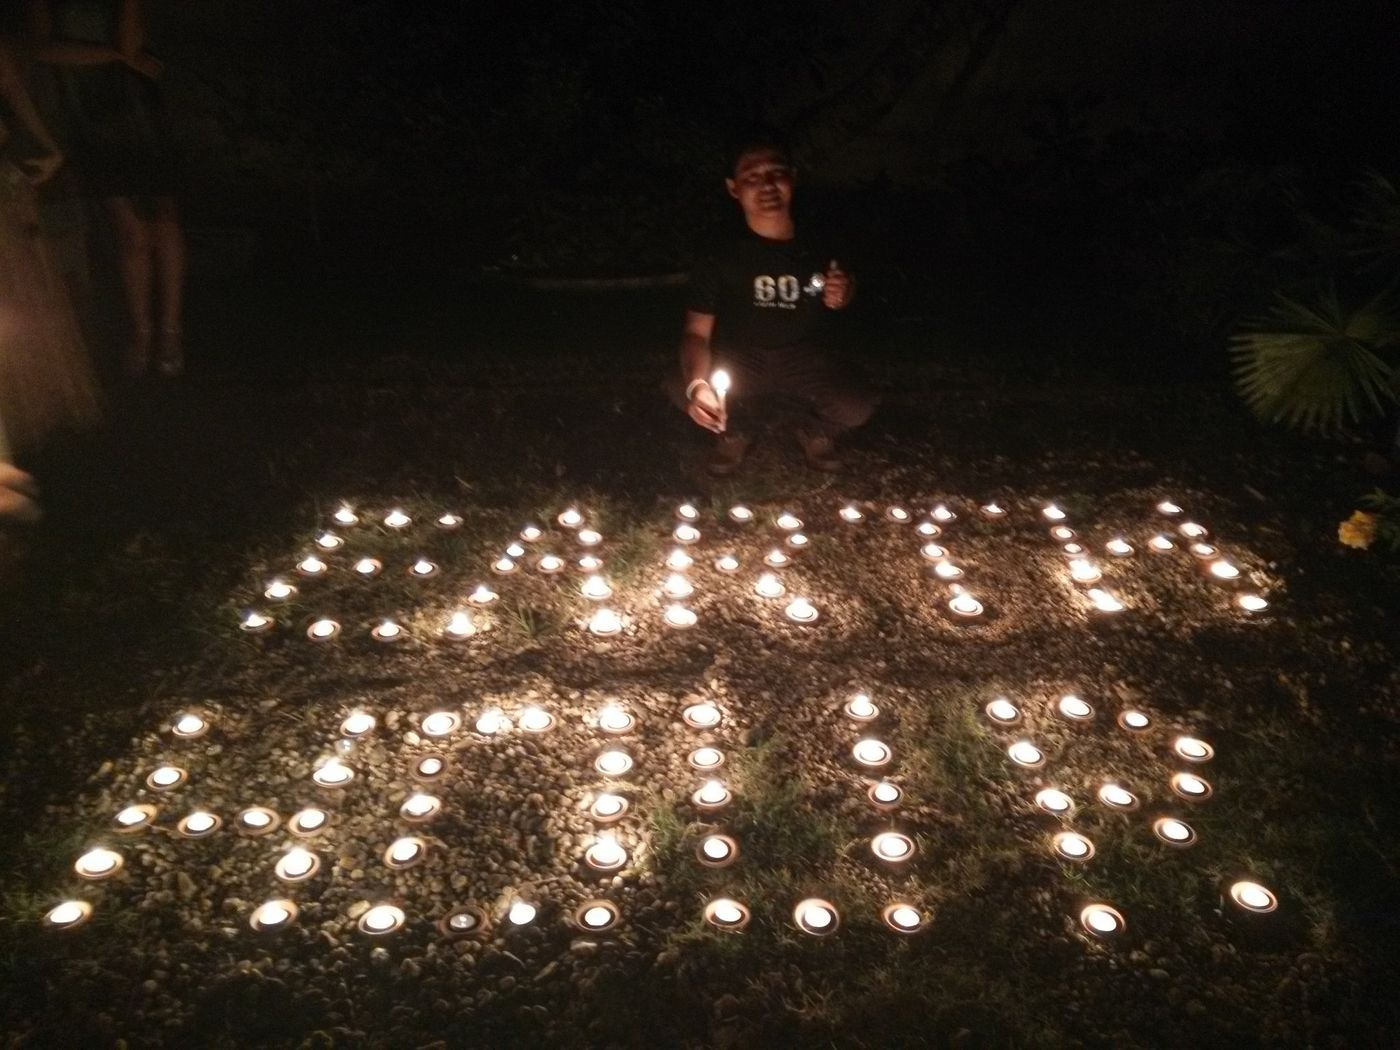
{"left": 728, "top": 736, "right": 844, "bottom": 874}
{"left": 498, "top": 601, "right": 565, "bottom": 641}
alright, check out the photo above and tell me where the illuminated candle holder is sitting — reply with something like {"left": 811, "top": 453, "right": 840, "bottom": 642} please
{"left": 306, "top": 617, "right": 341, "bottom": 641}
{"left": 1191, "top": 542, "right": 1220, "bottom": 559}
{"left": 264, "top": 578, "right": 296, "bottom": 601}
{"left": 239, "top": 611, "right": 273, "bottom": 634}
{"left": 384, "top": 508, "right": 411, "bottom": 529}
{"left": 1007, "top": 741, "right": 1045, "bottom": 768}
{"left": 558, "top": 507, "right": 584, "bottom": 529}
{"left": 948, "top": 589, "right": 984, "bottom": 618}
{"left": 408, "top": 558, "right": 438, "bottom": 579}
{"left": 704, "top": 898, "right": 751, "bottom": 930}
{"left": 578, "top": 554, "right": 603, "bottom": 572}
{"left": 1085, "top": 588, "right": 1124, "bottom": 613}
{"left": 518, "top": 706, "right": 554, "bottom": 733}
{"left": 315, "top": 532, "right": 344, "bottom": 551}
{"left": 839, "top": 504, "right": 865, "bottom": 523}
{"left": 177, "top": 810, "right": 221, "bottom": 838}
{"left": 491, "top": 556, "right": 518, "bottom": 575}
{"left": 764, "top": 548, "right": 791, "bottom": 568}
{"left": 1173, "top": 736, "right": 1214, "bottom": 763}
{"left": 340, "top": 711, "right": 376, "bottom": 737}
{"left": 1106, "top": 538, "right": 1134, "bottom": 557}
{"left": 1179, "top": 521, "right": 1208, "bottom": 538}
{"left": 676, "top": 502, "right": 700, "bottom": 522}
{"left": 436, "top": 512, "right": 463, "bottom": 530}
{"left": 469, "top": 584, "right": 499, "bottom": 606}
{"left": 775, "top": 512, "right": 803, "bottom": 531}
{"left": 1097, "top": 783, "right": 1138, "bottom": 810}
{"left": 985, "top": 697, "right": 1021, "bottom": 725}
{"left": 664, "top": 605, "right": 698, "bottom": 629}
{"left": 919, "top": 543, "right": 948, "bottom": 562}
{"left": 714, "top": 553, "right": 740, "bottom": 573}
{"left": 443, "top": 611, "right": 476, "bottom": 640}
{"left": 413, "top": 755, "right": 449, "bottom": 782}
{"left": 1034, "top": 788, "right": 1075, "bottom": 815}
{"left": 754, "top": 572, "right": 785, "bottom": 599}
{"left": 885, "top": 506, "right": 911, "bottom": 523}
{"left": 113, "top": 804, "right": 157, "bottom": 834}
{"left": 933, "top": 560, "right": 964, "bottom": 580}
{"left": 421, "top": 710, "right": 461, "bottom": 737}
{"left": 146, "top": 765, "right": 187, "bottom": 791}
{"left": 664, "top": 550, "right": 696, "bottom": 575}
{"left": 296, "top": 555, "right": 328, "bottom": 576}
{"left": 440, "top": 906, "right": 489, "bottom": 938}
{"left": 312, "top": 759, "right": 354, "bottom": 788}
{"left": 1050, "top": 526, "right": 1076, "bottom": 542}
{"left": 275, "top": 847, "right": 320, "bottom": 882}
{"left": 784, "top": 597, "right": 819, "bottom": 623}
{"left": 793, "top": 899, "right": 840, "bottom": 936}
{"left": 695, "top": 832, "right": 739, "bottom": 868}
{"left": 537, "top": 554, "right": 566, "bottom": 574}
{"left": 871, "top": 831, "right": 915, "bottom": 864}
{"left": 1170, "top": 772, "right": 1213, "bottom": 800}
{"left": 581, "top": 575, "right": 613, "bottom": 600}
{"left": 1042, "top": 504, "right": 1067, "bottom": 522}
{"left": 1237, "top": 594, "right": 1269, "bottom": 613}
{"left": 882, "top": 903, "right": 927, "bottom": 933}
{"left": 692, "top": 779, "right": 732, "bottom": 810}
{"left": 400, "top": 793, "right": 442, "bottom": 823}
{"left": 44, "top": 900, "right": 93, "bottom": 931}
{"left": 1056, "top": 694, "right": 1094, "bottom": 722}
{"left": 931, "top": 505, "right": 956, "bottom": 523}
{"left": 236, "top": 806, "right": 280, "bottom": 836}
{"left": 74, "top": 848, "right": 122, "bottom": 880}
{"left": 728, "top": 505, "right": 754, "bottom": 523}
{"left": 868, "top": 780, "right": 903, "bottom": 810}
{"left": 916, "top": 520, "right": 942, "bottom": 537}
{"left": 595, "top": 750, "right": 634, "bottom": 777}
{"left": 844, "top": 692, "right": 879, "bottom": 722}
{"left": 1157, "top": 500, "right": 1183, "bottom": 515}
{"left": 673, "top": 524, "right": 701, "bottom": 545}
{"left": 1117, "top": 710, "right": 1151, "bottom": 732}
{"left": 1068, "top": 559, "right": 1102, "bottom": 584}
{"left": 663, "top": 573, "right": 694, "bottom": 599}
{"left": 384, "top": 836, "right": 427, "bottom": 870}
{"left": 288, "top": 808, "right": 329, "bottom": 837}
{"left": 1228, "top": 881, "right": 1278, "bottom": 914}
{"left": 1152, "top": 817, "right": 1197, "bottom": 847}
{"left": 575, "top": 900, "right": 620, "bottom": 932}
{"left": 358, "top": 904, "right": 406, "bottom": 935}
{"left": 980, "top": 503, "right": 1007, "bottom": 519}
{"left": 507, "top": 899, "right": 538, "bottom": 926}
{"left": 683, "top": 703, "right": 722, "bottom": 729}
{"left": 520, "top": 524, "right": 543, "bottom": 542}
{"left": 577, "top": 528, "right": 603, "bottom": 547}
{"left": 1209, "top": 560, "right": 1242, "bottom": 581}
{"left": 333, "top": 504, "right": 358, "bottom": 526}
{"left": 1079, "top": 903, "right": 1125, "bottom": 938}
{"left": 371, "top": 620, "right": 404, "bottom": 642}
{"left": 786, "top": 532, "right": 810, "bottom": 549}
{"left": 1052, "top": 831, "right": 1095, "bottom": 862}
{"left": 1148, "top": 534, "right": 1175, "bottom": 553}
{"left": 597, "top": 706, "right": 635, "bottom": 734}
{"left": 588, "top": 608, "right": 623, "bottom": 636}
{"left": 689, "top": 746, "right": 725, "bottom": 771}
{"left": 852, "top": 738, "right": 893, "bottom": 769}
{"left": 1062, "top": 543, "right": 1086, "bottom": 557}
{"left": 249, "top": 899, "right": 298, "bottom": 933}
{"left": 584, "top": 834, "right": 628, "bottom": 872}
{"left": 475, "top": 707, "right": 506, "bottom": 734}
{"left": 172, "top": 712, "right": 209, "bottom": 739}
{"left": 590, "top": 792, "right": 629, "bottom": 823}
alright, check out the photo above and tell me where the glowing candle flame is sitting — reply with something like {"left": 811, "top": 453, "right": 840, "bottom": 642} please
{"left": 297, "top": 555, "right": 327, "bottom": 575}
{"left": 436, "top": 512, "right": 462, "bottom": 529}
{"left": 1035, "top": 788, "right": 1074, "bottom": 814}
{"left": 1148, "top": 534, "right": 1175, "bottom": 552}
{"left": 520, "top": 524, "right": 542, "bottom": 541}
{"left": 917, "top": 520, "right": 942, "bottom": 537}
{"left": 469, "top": 584, "right": 499, "bottom": 605}
{"left": 786, "top": 532, "right": 809, "bottom": 549}
{"left": 1080, "top": 904, "right": 1124, "bottom": 936}
{"left": 695, "top": 779, "right": 730, "bottom": 806}
{"left": 519, "top": 707, "right": 554, "bottom": 732}
{"left": 795, "top": 900, "right": 838, "bottom": 934}
{"left": 240, "top": 611, "right": 272, "bottom": 633}
{"left": 871, "top": 832, "right": 914, "bottom": 862}
{"left": 981, "top": 503, "right": 1006, "bottom": 518}
{"left": 1057, "top": 694, "right": 1094, "bottom": 720}
{"left": 853, "top": 739, "right": 892, "bottom": 767}
{"left": 1171, "top": 772, "right": 1212, "bottom": 799}
{"left": 1210, "top": 560, "right": 1241, "bottom": 580}
{"left": 683, "top": 703, "right": 721, "bottom": 728}
{"left": 666, "top": 548, "right": 694, "bottom": 572}
{"left": 598, "top": 706, "right": 634, "bottom": 733}
{"left": 475, "top": 708, "right": 504, "bottom": 735}
{"left": 401, "top": 794, "right": 440, "bottom": 820}
{"left": 595, "top": 750, "right": 633, "bottom": 776}
{"left": 870, "top": 781, "right": 903, "bottom": 807}
{"left": 586, "top": 835, "right": 627, "bottom": 870}
{"left": 764, "top": 548, "right": 790, "bottom": 568}
{"left": 1174, "top": 736, "right": 1214, "bottom": 762}
{"left": 707, "top": 899, "right": 747, "bottom": 927}
{"left": 714, "top": 553, "right": 740, "bottom": 573}
{"left": 1050, "top": 525, "right": 1076, "bottom": 542}
{"left": 589, "top": 608, "right": 623, "bottom": 636}
{"left": 1097, "top": 783, "right": 1136, "bottom": 809}
{"left": 664, "top": 605, "right": 698, "bottom": 629}
{"left": 353, "top": 558, "right": 382, "bottom": 576}
{"left": 934, "top": 561, "right": 964, "bottom": 580}
{"left": 986, "top": 698, "right": 1020, "bottom": 724}
{"left": 1042, "top": 504, "right": 1066, "bottom": 521}
{"left": 45, "top": 900, "right": 92, "bottom": 929}
{"left": 1157, "top": 500, "right": 1182, "bottom": 515}
{"left": 663, "top": 573, "right": 694, "bottom": 599}
{"left": 276, "top": 848, "right": 318, "bottom": 881}
{"left": 421, "top": 711, "right": 459, "bottom": 736}
{"left": 701, "top": 836, "right": 731, "bottom": 861}
{"left": 931, "top": 505, "right": 955, "bottom": 523}
{"left": 341, "top": 711, "right": 376, "bottom": 736}
{"left": 410, "top": 558, "right": 438, "bottom": 577}
{"left": 1237, "top": 594, "right": 1269, "bottom": 612}
{"left": 506, "top": 542, "right": 526, "bottom": 558}
{"left": 592, "top": 792, "right": 625, "bottom": 817}
{"left": 948, "top": 591, "right": 984, "bottom": 617}
{"left": 333, "top": 504, "right": 358, "bottom": 526}
{"left": 444, "top": 611, "right": 475, "bottom": 639}
{"left": 1086, "top": 588, "right": 1123, "bottom": 612}
{"left": 315, "top": 532, "right": 343, "bottom": 550}
{"left": 239, "top": 807, "right": 274, "bottom": 829}
{"left": 885, "top": 904, "right": 923, "bottom": 931}
{"left": 1106, "top": 538, "right": 1134, "bottom": 556}
{"left": 313, "top": 759, "right": 354, "bottom": 787}
{"left": 75, "top": 848, "right": 121, "bottom": 878}
{"left": 754, "top": 573, "right": 785, "bottom": 598}
{"left": 387, "top": 838, "right": 423, "bottom": 865}
{"left": 507, "top": 900, "right": 537, "bottom": 925}
{"left": 776, "top": 512, "right": 803, "bottom": 531}
{"left": 677, "top": 503, "right": 699, "bottom": 522}
{"left": 264, "top": 579, "right": 295, "bottom": 601}
{"left": 784, "top": 597, "right": 818, "bottom": 623}
{"left": 537, "top": 554, "right": 565, "bottom": 573}
{"left": 1053, "top": 832, "right": 1094, "bottom": 860}
{"left": 577, "top": 528, "right": 603, "bottom": 547}
{"left": 384, "top": 509, "right": 411, "bottom": 528}
{"left": 1068, "top": 559, "right": 1101, "bottom": 584}
{"left": 173, "top": 713, "right": 208, "bottom": 737}
{"left": 1180, "top": 521, "right": 1207, "bottom": 538}
{"left": 840, "top": 504, "right": 864, "bottom": 523}
{"left": 1118, "top": 710, "right": 1150, "bottom": 730}
{"left": 1153, "top": 818, "right": 1196, "bottom": 845}
{"left": 845, "top": 693, "right": 878, "bottom": 720}
{"left": 492, "top": 556, "right": 517, "bottom": 574}
{"left": 920, "top": 543, "right": 948, "bottom": 561}
{"left": 558, "top": 507, "right": 584, "bottom": 529}
{"left": 689, "top": 746, "right": 724, "bottom": 769}
{"left": 1229, "top": 881, "right": 1277, "bottom": 913}
{"left": 291, "top": 808, "right": 327, "bottom": 834}
{"left": 360, "top": 904, "right": 405, "bottom": 933}
{"left": 1007, "top": 741, "right": 1044, "bottom": 767}
{"left": 673, "top": 524, "right": 701, "bottom": 544}
{"left": 308, "top": 617, "right": 340, "bottom": 640}
{"left": 580, "top": 904, "right": 616, "bottom": 930}
{"left": 728, "top": 505, "right": 753, "bottom": 523}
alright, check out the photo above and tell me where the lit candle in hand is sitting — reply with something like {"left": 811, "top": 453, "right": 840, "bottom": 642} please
{"left": 711, "top": 369, "right": 730, "bottom": 432}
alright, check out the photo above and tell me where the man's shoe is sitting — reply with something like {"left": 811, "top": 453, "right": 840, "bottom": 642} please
{"left": 797, "top": 430, "right": 843, "bottom": 472}
{"left": 707, "top": 433, "right": 752, "bottom": 476}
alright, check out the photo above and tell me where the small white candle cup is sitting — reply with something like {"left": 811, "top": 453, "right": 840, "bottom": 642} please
{"left": 920, "top": 543, "right": 948, "bottom": 562}
{"left": 933, "top": 561, "right": 964, "bottom": 580}
{"left": 666, "top": 548, "right": 694, "bottom": 572}
{"left": 1042, "top": 504, "right": 1067, "bottom": 522}
{"left": 1086, "top": 588, "right": 1124, "bottom": 613}
{"left": 784, "top": 597, "right": 819, "bottom": 623}
{"left": 505, "top": 541, "right": 526, "bottom": 557}
{"left": 468, "top": 584, "right": 499, "bottom": 606}
{"left": 844, "top": 692, "right": 879, "bottom": 722}
{"left": 882, "top": 903, "right": 927, "bottom": 934}
{"left": 520, "top": 524, "right": 543, "bottom": 542}
{"left": 696, "top": 833, "right": 739, "bottom": 868}
{"left": 581, "top": 574, "right": 613, "bottom": 601}
{"left": 312, "top": 759, "right": 354, "bottom": 789}
{"left": 332, "top": 504, "right": 359, "bottom": 526}
{"left": 172, "top": 712, "right": 209, "bottom": 739}
{"left": 839, "top": 504, "right": 865, "bottom": 523}
{"left": 177, "top": 810, "right": 221, "bottom": 838}
{"left": 664, "top": 605, "right": 698, "bottom": 629}
{"left": 575, "top": 900, "right": 620, "bottom": 932}
{"left": 113, "top": 804, "right": 157, "bottom": 834}
{"left": 1209, "top": 560, "right": 1242, "bottom": 581}
{"left": 1049, "top": 525, "right": 1076, "bottom": 542}
{"left": 307, "top": 617, "right": 341, "bottom": 641}
{"left": 931, "top": 505, "right": 956, "bottom": 523}
{"left": 1056, "top": 694, "right": 1094, "bottom": 722}
{"left": 357, "top": 904, "right": 406, "bottom": 935}
{"left": 146, "top": 765, "right": 187, "bottom": 791}
{"left": 1068, "top": 559, "right": 1102, "bottom": 585}
{"left": 714, "top": 553, "right": 740, "bottom": 573}
{"left": 436, "top": 512, "right": 463, "bottom": 530}
{"left": 1097, "top": 783, "right": 1138, "bottom": 810}
{"left": 1148, "top": 534, "right": 1176, "bottom": 552}
{"left": 590, "top": 792, "right": 629, "bottom": 823}
{"left": 577, "top": 528, "right": 604, "bottom": 547}
{"left": 340, "top": 711, "right": 376, "bottom": 737}
{"left": 1170, "top": 772, "right": 1213, "bottom": 800}
{"left": 1152, "top": 817, "right": 1198, "bottom": 848}
{"left": 884, "top": 506, "right": 911, "bottom": 523}
{"left": 673, "top": 524, "right": 701, "bottom": 545}
{"left": 1079, "top": 903, "right": 1125, "bottom": 938}
{"left": 315, "top": 532, "right": 344, "bottom": 551}
{"left": 916, "top": 520, "right": 943, "bottom": 538}
{"left": 871, "top": 831, "right": 915, "bottom": 864}
{"left": 421, "top": 710, "right": 461, "bottom": 737}
{"left": 249, "top": 899, "right": 299, "bottom": 933}
{"left": 1117, "top": 710, "right": 1151, "bottom": 731}
{"left": 584, "top": 834, "right": 628, "bottom": 872}
{"left": 948, "top": 590, "right": 984, "bottom": 618}
{"left": 676, "top": 502, "right": 700, "bottom": 522}
{"left": 692, "top": 779, "right": 732, "bottom": 810}
{"left": 1179, "top": 521, "right": 1208, "bottom": 538}
{"left": 288, "top": 807, "right": 329, "bottom": 837}
{"left": 1228, "top": 880, "right": 1278, "bottom": 914}
{"left": 491, "top": 556, "right": 518, "bottom": 575}
{"left": 233, "top": 806, "right": 278, "bottom": 836}
{"left": 793, "top": 899, "right": 840, "bottom": 936}
{"left": 1157, "top": 500, "right": 1183, "bottom": 515}
{"left": 239, "top": 611, "right": 274, "bottom": 634}
{"left": 439, "top": 906, "right": 489, "bottom": 938}
{"left": 785, "top": 532, "right": 810, "bottom": 549}
{"left": 74, "top": 848, "right": 123, "bottom": 880}
{"left": 296, "top": 555, "right": 328, "bottom": 576}
{"left": 597, "top": 705, "right": 635, "bottom": 734}
{"left": 518, "top": 706, "right": 554, "bottom": 733}
{"left": 764, "top": 548, "right": 791, "bottom": 568}
{"left": 409, "top": 557, "right": 439, "bottom": 579}
{"left": 980, "top": 503, "right": 1007, "bottom": 519}
{"left": 1007, "top": 741, "right": 1045, "bottom": 768}
{"left": 275, "top": 847, "right": 320, "bottom": 882}
{"left": 558, "top": 507, "right": 584, "bottom": 529}
{"left": 1106, "top": 538, "right": 1134, "bottom": 557}
{"left": 475, "top": 708, "right": 506, "bottom": 735}
{"left": 689, "top": 746, "right": 725, "bottom": 771}
{"left": 1034, "top": 788, "right": 1075, "bottom": 815}
{"left": 775, "top": 512, "right": 803, "bottom": 531}
{"left": 595, "top": 750, "right": 634, "bottom": 777}
{"left": 985, "top": 698, "right": 1021, "bottom": 725}
{"left": 44, "top": 899, "right": 94, "bottom": 931}
{"left": 682, "top": 703, "right": 722, "bottom": 729}
{"left": 400, "top": 793, "right": 442, "bottom": 823}
{"left": 1237, "top": 593, "right": 1269, "bottom": 613}
{"left": 868, "top": 781, "right": 903, "bottom": 810}
{"left": 371, "top": 620, "right": 404, "bottom": 642}
{"left": 413, "top": 755, "right": 449, "bottom": 782}
{"left": 663, "top": 573, "right": 694, "bottom": 599}
{"left": 537, "top": 554, "right": 566, "bottom": 574}
{"left": 728, "top": 505, "right": 754, "bottom": 523}
{"left": 852, "top": 738, "right": 893, "bottom": 769}
{"left": 383, "top": 508, "right": 412, "bottom": 529}
{"left": 754, "top": 573, "right": 785, "bottom": 599}
{"left": 263, "top": 578, "right": 296, "bottom": 601}
{"left": 1052, "top": 831, "right": 1095, "bottom": 862}
{"left": 1173, "top": 736, "right": 1214, "bottom": 763}
{"left": 1061, "top": 542, "right": 1086, "bottom": 557}
{"left": 588, "top": 608, "right": 624, "bottom": 636}
{"left": 443, "top": 611, "right": 476, "bottom": 640}
{"left": 704, "top": 898, "right": 750, "bottom": 930}
{"left": 577, "top": 554, "right": 604, "bottom": 573}
{"left": 384, "top": 836, "right": 427, "bottom": 870}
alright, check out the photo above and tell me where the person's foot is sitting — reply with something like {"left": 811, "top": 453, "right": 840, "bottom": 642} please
{"left": 707, "top": 433, "right": 753, "bottom": 476}
{"left": 797, "top": 429, "right": 843, "bottom": 472}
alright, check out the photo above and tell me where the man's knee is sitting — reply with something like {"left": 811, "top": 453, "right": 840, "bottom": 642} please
{"left": 823, "top": 385, "right": 878, "bottom": 430}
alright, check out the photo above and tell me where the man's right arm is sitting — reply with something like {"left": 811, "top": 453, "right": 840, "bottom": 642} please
{"left": 679, "top": 310, "right": 724, "bottom": 432}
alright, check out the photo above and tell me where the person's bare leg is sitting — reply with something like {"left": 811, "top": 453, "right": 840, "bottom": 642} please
{"left": 151, "top": 196, "right": 187, "bottom": 375}
{"left": 105, "top": 196, "right": 154, "bottom": 376}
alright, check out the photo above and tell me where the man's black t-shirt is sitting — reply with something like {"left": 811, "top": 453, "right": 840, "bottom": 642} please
{"left": 686, "top": 228, "right": 845, "bottom": 354}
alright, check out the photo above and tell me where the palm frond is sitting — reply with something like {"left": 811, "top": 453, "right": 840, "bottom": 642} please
{"left": 1349, "top": 170, "right": 1400, "bottom": 271}
{"left": 1229, "top": 289, "right": 1400, "bottom": 434}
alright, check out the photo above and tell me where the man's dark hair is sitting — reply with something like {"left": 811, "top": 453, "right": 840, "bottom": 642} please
{"left": 724, "top": 124, "right": 793, "bottom": 176}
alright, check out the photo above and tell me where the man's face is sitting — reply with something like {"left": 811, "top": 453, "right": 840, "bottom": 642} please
{"left": 726, "top": 148, "right": 795, "bottom": 220}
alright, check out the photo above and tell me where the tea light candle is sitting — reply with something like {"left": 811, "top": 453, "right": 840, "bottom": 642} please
{"left": 177, "top": 811, "right": 221, "bottom": 838}
{"left": 776, "top": 512, "right": 803, "bottom": 531}
{"left": 692, "top": 779, "right": 732, "bottom": 809}
{"left": 793, "top": 899, "right": 840, "bottom": 936}
{"left": 882, "top": 903, "right": 926, "bottom": 933}
{"left": 312, "top": 758, "right": 354, "bottom": 788}
{"left": 575, "top": 900, "right": 620, "bottom": 932}
{"left": 1157, "top": 500, "right": 1183, "bottom": 515}
{"left": 1229, "top": 881, "right": 1278, "bottom": 913}
{"left": 264, "top": 578, "right": 296, "bottom": 601}
{"left": 250, "top": 899, "right": 298, "bottom": 932}
{"left": 577, "top": 528, "right": 603, "bottom": 547}
{"left": 885, "top": 505, "right": 911, "bottom": 523}
{"left": 1056, "top": 695, "right": 1094, "bottom": 721}
{"left": 980, "top": 502, "right": 1007, "bottom": 519}
{"left": 358, "top": 904, "right": 406, "bottom": 935}
{"left": 410, "top": 557, "right": 438, "bottom": 578}
{"left": 501, "top": 899, "right": 537, "bottom": 927}
{"left": 696, "top": 834, "right": 739, "bottom": 867}
{"left": 853, "top": 738, "right": 893, "bottom": 768}
{"left": 146, "top": 766, "right": 187, "bottom": 790}
{"left": 590, "top": 792, "right": 628, "bottom": 822}
{"left": 1117, "top": 710, "right": 1151, "bottom": 731}
{"left": 948, "top": 590, "right": 984, "bottom": 618}
{"left": 1106, "top": 538, "right": 1134, "bottom": 557}
{"left": 578, "top": 554, "right": 603, "bottom": 572}
{"left": 784, "top": 597, "right": 819, "bottom": 623}
{"left": 705, "top": 898, "right": 750, "bottom": 930}
{"left": 441, "top": 906, "right": 488, "bottom": 937}
{"left": 985, "top": 697, "right": 1021, "bottom": 725}
{"left": 443, "top": 611, "right": 476, "bottom": 639}
{"left": 506, "top": 542, "right": 526, "bottom": 558}
{"left": 239, "top": 611, "right": 273, "bottom": 634}
{"left": 664, "top": 605, "right": 698, "bottom": 629}
{"left": 289, "top": 808, "right": 329, "bottom": 836}
{"left": 871, "top": 831, "right": 915, "bottom": 863}
{"left": 1079, "top": 903, "right": 1125, "bottom": 937}
{"left": 1148, "top": 534, "right": 1175, "bottom": 552}
{"left": 673, "top": 524, "right": 701, "bottom": 545}
{"left": 371, "top": 620, "right": 404, "bottom": 642}
{"left": 400, "top": 793, "right": 442, "bottom": 822}
{"left": 275, "top": 847, "right": 320, "bottom": 882}
{"left": 492, "top": 556, "right": 518, "bottom": 575}
{"left": 1086, "top": 588, "right": 1124, "bottom": 613}
{"left": 307, "top": 617, "right": 340, "bottom": 640}
{"left": 384, "top": 508, "right": 411, "bottom": 529}
{"left": 1237, "top": 593, "right": 1269, "bottom": 612}
{"left": 584, "top": 834, "right": 628, "bottom": 872}
{"left": 785, "top": 532, "right": 809, "bottom": 549}
{"left": 349, "top": 557, "right": 381, "bottom": 579}
{"left": 558, "top": 507, "right": 584, "bottom": 529}
{"left": 728, "top": 505, "right": 754, "bottom": 523}
{"left": 296, "top": 554, "right": 328, "bottom": 576}
{"left": 1068, "top": 559, "right": 1102, "bottom": 584}
{"left": 916, "top": 520, "right": 942, "bottom": 537}
{"left": 920, "top": 543, "right": 948, "bottom": 562}
{"left": 236, "top": 806, "right": 278, "bottom": 835}
{"left": 418, "top": 711, "right": 459, "bottom": 738}
{"left": 1169, "top": 738, "right": 1216, "bottom": 768}
{"left": 475, "top": 708, "right": 505, "bottom": 734}
{"left": 1170, "top": 772, "right": 1213, "bottom": 800}
{"left": 520, "top": 524, "right": 543, "bottom": 542}
{"left": 663, "top": 573, "right": 694, "bottom": 599}
{"left": 595, "top": 750, "right": 634, "bottom": 777}
{"left": 1179, "top": 521, "right": 1208, "bottom": 538}
{"left": 711, "top": 368, "right": 730, "bottom": 420}
{"left": 315, "top": 531, "right": 343, "bottom": 551}
{"left": 333, "top": 504, "right": 358, "bottom": 526}
{"left": 933, "top": 561, "right": 964, "bottom": 580}
{"left": 1007, "top": 741, "right": 1045, "bottom": 768}
{"left": 714, "top": 553, "right": 740, "bottom": 573}
{"left": 754, "top": 573, "right": 785, "bottom": 599}
{"left": 1062, "top": 542, "right": 1086, "bottom": 557}
{"left": 519, "top": 706, "right": 554, "bottom": 732}
{"left": 172, "top": 712, "right": 209, "bottom": 739}
{"left": 840, "top": 504, "right": 865, "bottom": 523}
{"left": 868, "top": 781, "right": 903, "bottom": 809}
{"left": 675, "top": 502, "right": 701, "bottom": 523}
{"left": 588, "top": 608, "right": 623, "bottom": 636}
{"left": 1209, "top": 560, "right": 1241, "bottom": 580}
{"left": 689, "top": 746, "right": 725, "bottom": 770}
{"left": 1042, "top": 504, "right": 1067, "bottom": 522}
{"left": 683, "top": 703, "right": 722, "bottom": 729}
{"left": 44, "top": 900, "right": 93, "bottom": 930}
{"left": 339, "top": 711, "right": 376, "bottom": 738}
{"left": 931, "top": 505, "right": 956, "bottom": 523}
{"left": 74, "top": 848, "right": 122, "bottom": 880}
{"left": 1052, "top": 831, "right": 1095, "bottom": 861}
{"left": 384, "top": 836, "right": 426, "bottom": 869}
{"left": 844, "top": 693, "right": 879, "bottom": 721}
{"left": 414, "top": 755, "right": 448, "bottom": 781}
{"left": 436, "top": 512, "right": 462, "bottom": 530}
{"left": 764, "top": 548, "right": 791, "bottom": 568}
{"left": 1152, "top": 817, "right": 1197, "bottom": 847}
{"left": 1034, "top": 788, "right": 1074, "bottom": 815}
{"left": 596, "top": 705, "right": 634, "bottom": 734}
{"left": 1097, "top": 783, "right": 1138, "bottom": 810}
{"left": 114, "top": 804, "right": 156, "bottom": 833}
{"left": 469, "top": 584, "right": 499, "bottom": 605}
{"left": 537, "top": 554, "right": 565, "bottom": 574}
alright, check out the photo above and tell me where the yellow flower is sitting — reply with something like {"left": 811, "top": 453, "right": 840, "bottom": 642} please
{"left": 1338, "top": 510, "right": 1378, "bottom": 550}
